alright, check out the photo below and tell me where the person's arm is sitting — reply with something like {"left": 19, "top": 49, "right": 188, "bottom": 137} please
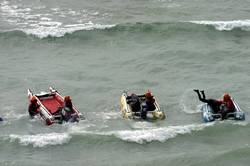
{"left": 137, "top": 94, "right": 145, "bottom": 98}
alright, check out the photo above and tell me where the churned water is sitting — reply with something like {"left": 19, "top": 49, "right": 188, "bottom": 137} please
{"left": 0, "top": 0, "right": 250, "bottom": 165}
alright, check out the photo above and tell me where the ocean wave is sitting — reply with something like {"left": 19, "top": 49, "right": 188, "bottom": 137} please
{"left": 1, "top": 20, "right": 250, "bottom": 40}
{"left": 0, "top": 22, "right": 115, "bottom": 39}
{"left": 189, "top": 20, "right": 250, "bottom": 31}
{"left": 9, "top": 133, "right": 71, "bottom": 147}
{"left": 0, "top": 0, "right": 114, "bottom": 38}
{"left": 4, "top": 123, "right": 212, "bottom": 147}
{"left": 23, "top": 22, "right": 116, "bottom": 38}
{"left": 70, "top": 123, "right": 213, "bottom": 144}
{"left": 111, "top": 124, "right": 212, "bottom": 144}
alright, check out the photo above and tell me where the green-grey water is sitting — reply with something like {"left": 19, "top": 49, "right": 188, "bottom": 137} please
{"left": 0, "top": 0, "right": 250, "bottom": 165}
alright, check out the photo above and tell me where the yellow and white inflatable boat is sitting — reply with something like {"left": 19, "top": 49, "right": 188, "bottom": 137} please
{"left": 120, "top": 91, "right": 166, "bottom": 120}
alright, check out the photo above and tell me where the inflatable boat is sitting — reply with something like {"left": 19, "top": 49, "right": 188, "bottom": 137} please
{"left": 120, "top": 91, "right": 165, "bottom": 120}
{"left": 28, "top": 87, "right": 83, "bottom": 125}
{"left": 201, "top": 97, "right": 245, "bottom": 122}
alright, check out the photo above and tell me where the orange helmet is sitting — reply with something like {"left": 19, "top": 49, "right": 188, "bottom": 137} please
{"left": 64, "top": 96, "right": 71, "bottom": 102}
{"left": 223, "top": 93, "right": 231, "bottom": 101}
{"left": 145, "top": 90, "right": 152, "bottom": 98}
{"left": 30, "top": 96, "right": 37, "bottom": 103}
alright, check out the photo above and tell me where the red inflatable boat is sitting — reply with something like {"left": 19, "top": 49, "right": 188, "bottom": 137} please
{"left": 28, "top": 87, "right": 83, "bottom": 125}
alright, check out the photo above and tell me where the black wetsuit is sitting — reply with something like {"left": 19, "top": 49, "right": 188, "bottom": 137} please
{"left": 141, "top": 95, "right": 156, "bottom": 119}
{"left": 126, "top": 94, "right": 141, "bottom": 112}
{"left": 28, "top": 103, "right": 40, "bottom": 117}
{"left": 62, "top": 101, "right": 76, "bottom": 122}
{"left": 194, "top": 90, "right": 222, "bottom": 113}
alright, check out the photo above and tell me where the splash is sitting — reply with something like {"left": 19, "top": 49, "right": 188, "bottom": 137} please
{"left": 179, "top": 89, "right": 201, "bottom": 114}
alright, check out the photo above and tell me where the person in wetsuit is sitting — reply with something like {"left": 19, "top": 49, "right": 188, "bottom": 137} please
{"left": 28, "top": 96, "right": 40, "bottom": 117}
{"left": 194, "top": 90, "right": 236, "bottom": 119}
{"left": 219, "top": 93, "right": 235, "bottom": 119}
{"left": 61, "top": 96, "right": 78, "bottom": 122}
{"left": 140, "top": 90, "right": 156, "bottom": 119}
{"left": 126, "top": 93, "right": 141, "bottom": 113}
{"left": 222, "top": 93, "right": 235, "bottom": 112}
{"left": 193, "top": 89, "right": 223, "bottom": 113}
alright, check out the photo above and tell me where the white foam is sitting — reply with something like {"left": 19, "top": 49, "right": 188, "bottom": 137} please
{"left": 9, "top": 133, "right": 71, "bottom": 147}
{"left": 0, "top": 1, "right": 115, "bottom": 38}
{"left": 111, "top": 124, "right": 212, "bottom": 144}
{"left": 22, "top": 21, "right": 115, "bottom": 38}
{"left": 189, "top": 20, "right": 250, "bottom": 31}
{"left": 71, "top": 123, "right": 213, "bottom": 144}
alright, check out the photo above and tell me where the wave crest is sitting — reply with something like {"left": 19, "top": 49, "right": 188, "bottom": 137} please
{"left": 112, "top": 124, "right": 212, "bottom": 144}
{"left": 23, "top": 22, "right": 115, "bottom": 38}
{"left": 1, "top": 20, "right": 250, "bottom": 40}
{"left": 189, "top": 20, "right": 250, "bottom": 31}
{"left": 9, "top": 133, "right": 71, "bottom": 147}
{"left": 71, "top": 123, "right": 213, "bottom": 144}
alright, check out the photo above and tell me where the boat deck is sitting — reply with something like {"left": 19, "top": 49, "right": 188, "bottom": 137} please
{"left": 39, "top": 96, "right": 64, "bottom": 114}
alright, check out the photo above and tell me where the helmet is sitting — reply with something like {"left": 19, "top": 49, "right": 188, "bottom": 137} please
{"left": 223, "top": 93, "right": 231, "bottom": 101}
{"left": 64, "top": 96, "right": 71, "bottom": 102}
{"left": 30, "top": 96, "right": 37, "bottom": 103}
{"left": 145, "top": 90, "right": 152, "bottom": 98}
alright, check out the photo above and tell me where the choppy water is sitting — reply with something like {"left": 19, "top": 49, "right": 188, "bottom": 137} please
{"left": 1, "top": 0, "right": 250, "bottom": 165}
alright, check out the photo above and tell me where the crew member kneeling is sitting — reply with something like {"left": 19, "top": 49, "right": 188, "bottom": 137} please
{"left": 141, "top": 90, "right": 156, "bottom": 119}
{"left": 61, "top": 96, "right": 78, "bottom": 122}
{"left": 28, "top": 96, "right": 40, "bottom": 117}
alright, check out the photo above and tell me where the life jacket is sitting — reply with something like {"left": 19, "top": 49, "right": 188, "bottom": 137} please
{"left": 224, "top": 100, "right": 235, "bottom": 112}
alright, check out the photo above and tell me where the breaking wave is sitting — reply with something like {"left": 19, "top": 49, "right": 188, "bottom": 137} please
{"left": 0, "top": 0, "right": 114, "bottom": 38}
{"left": 69, "top": 123, "right": 213, "bottom": 144}
{"left": 2, "top": 123, "right": 214, "bottom": 147}
{"left": 1, "top": 20, "right": 250, "bottom": 40}
{"left": 111, "top": 124, "right": 212, "bottom": 144}
{"left": 9, "top": 133, "right": 71, "bottom": 147}
{"left": 22, "top": 22, "right": 115, "bottom": 38}
{"left": 189, "top": 20, "right": 250, "bottom": 31}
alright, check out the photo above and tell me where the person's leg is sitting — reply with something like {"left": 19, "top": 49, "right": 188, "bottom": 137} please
{"left": 194, "top": 89, "right": 205, "bottom": 102}
{"left": 201, "top": 90, "right": 206, "bottom": 99}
